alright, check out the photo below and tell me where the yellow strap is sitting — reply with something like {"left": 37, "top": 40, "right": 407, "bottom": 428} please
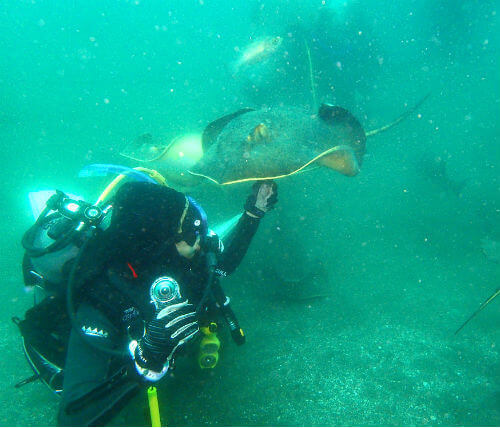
{"left": 177, "top": 197, "right": 190, "bottom": 234}
{"left": 147, "top": 386, "right": 162, "bottom": 427}
{"left": 135, "top": 167, "right": 169, "bottom": 187}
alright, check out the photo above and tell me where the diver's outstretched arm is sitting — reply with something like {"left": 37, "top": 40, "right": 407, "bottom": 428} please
{"left": 218, "top": 181, "right": 278, "bottom": 275}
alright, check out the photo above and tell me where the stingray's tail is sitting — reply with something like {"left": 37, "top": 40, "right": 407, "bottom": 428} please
{"left": 454, "top": 288, "right": 500, "bottom": 335}
{"left": 366, "top": 92, "right": 431, "bottom": 137}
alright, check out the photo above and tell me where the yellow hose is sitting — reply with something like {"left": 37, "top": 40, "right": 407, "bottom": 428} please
{"left": 147, "top": 386, "right": 162, "bottom": 427}
{"left": 95, "top": 167, "right": 168, "bottom": 206}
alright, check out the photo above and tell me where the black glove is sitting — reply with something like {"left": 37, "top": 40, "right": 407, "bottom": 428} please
{"left": 244, "top": 180, "right": 278, "bottom": 218}
{"left": 132, "top": 300, "right": 199, "bottom": 380}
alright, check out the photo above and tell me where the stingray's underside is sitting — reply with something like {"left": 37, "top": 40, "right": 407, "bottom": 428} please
{"left": 189, "top": 106, "right": 366, "bottom": 185}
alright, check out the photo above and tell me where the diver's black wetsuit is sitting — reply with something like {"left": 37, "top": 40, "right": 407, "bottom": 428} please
{"left": 57, "top": 182, "right": 260, "bottom": 426}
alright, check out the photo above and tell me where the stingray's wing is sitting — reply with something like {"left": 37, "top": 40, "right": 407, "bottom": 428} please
{"left": 201, "top": 108, "right": 255, "bottom": 152}
{"left": 317, "top": 104, "right": 366, "bottom": 175}
{"left": 317, "top": 145, "right": 360, "bottom": 176}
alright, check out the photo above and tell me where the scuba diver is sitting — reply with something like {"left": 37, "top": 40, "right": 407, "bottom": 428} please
{"left": 15, "top": 167, "right": 277, "bottom": 426}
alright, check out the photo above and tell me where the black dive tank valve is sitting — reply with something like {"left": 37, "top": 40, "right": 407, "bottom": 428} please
{"left": 21, "top": 190, "right": 110, "bottom": 289}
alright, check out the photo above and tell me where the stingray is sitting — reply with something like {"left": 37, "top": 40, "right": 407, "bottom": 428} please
{"left": 188, "top": 96, "right": 429, "bottom": 185}
{"left": 264, "top": 257, "right": 331, "bottom": 304}
{"left": 418, "top": 153, "right": 468, "bottom": 197}
{"left": 119, "top": 133, "right": 203, "bottom": 187}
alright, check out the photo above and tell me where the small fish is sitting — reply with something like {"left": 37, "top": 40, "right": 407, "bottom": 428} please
{"left": 232, "top": 36, "right": 282, "bottom": 75}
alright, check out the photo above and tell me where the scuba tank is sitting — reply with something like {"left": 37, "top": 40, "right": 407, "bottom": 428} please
{"left": 16, "top": 189, "right": 110, "bottom": 395}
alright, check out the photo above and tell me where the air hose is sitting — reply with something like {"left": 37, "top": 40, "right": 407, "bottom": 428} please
{"left": 197, "top": 250, "right": 245, "bottom": 346}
